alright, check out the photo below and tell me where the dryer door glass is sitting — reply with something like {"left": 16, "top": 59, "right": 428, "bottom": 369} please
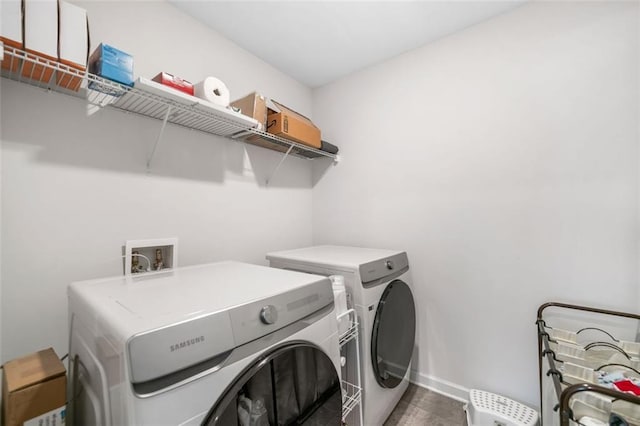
{"left": 371, "top": 279, "right": 416, "bottom": 388}
{"left": 203, "top": 342, "right": 342, "bottom": 426}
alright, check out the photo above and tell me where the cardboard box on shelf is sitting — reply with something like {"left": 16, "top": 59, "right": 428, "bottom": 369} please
{"left": 89, "top": 43, "right": 134, "bottom": 87}
{"left": 2, "top": 348, "right": 66, "bottom": 426}
{"left": 231, "top": 92, "right": 268, "bottom": 130}
{"left": 231, "top": 92, "right": 292, "bottom": 153}
{"left": 0, "top": 0, "right": 22, "bottom": 72}
{"left": 267, "top": 100, "right": 321, "bottom": 149}
{"left": 57, "top": 1, "right": 89, "bottom": 92}
{"left": 152, "top": 72, "right": 194, "bottom": 96}
{"left": 23, "top": 0, "right": 58, "bottom": 82}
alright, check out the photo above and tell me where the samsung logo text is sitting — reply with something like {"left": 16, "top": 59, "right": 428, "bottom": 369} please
{"left": 170, "top": 336, "right": 205, "bottom": 352}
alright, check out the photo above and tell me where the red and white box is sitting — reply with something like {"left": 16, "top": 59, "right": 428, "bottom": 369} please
{"left": 152, "top": 72, "right": 194, "bottom": 96}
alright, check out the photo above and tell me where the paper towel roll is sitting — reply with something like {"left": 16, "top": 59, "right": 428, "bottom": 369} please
{"left": 194, "top": 76, "right": 230, "bottom": 107}
{"left": 330, "top": 275, "right": 350, "bottom": 335}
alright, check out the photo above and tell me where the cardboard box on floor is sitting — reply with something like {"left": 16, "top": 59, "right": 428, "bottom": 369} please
{"left": 267, "top": 100, "right": 322, "bottom": 149}
{"left": 2, "top": 348, "right": 66, "bottom": 426}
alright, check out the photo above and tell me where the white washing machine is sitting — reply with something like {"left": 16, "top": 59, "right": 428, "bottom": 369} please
{"left": 267, "top": 246, "right": 416, "bottom": 426}
{"left": 67, "top": 261, "right": 343, "bottom": 426}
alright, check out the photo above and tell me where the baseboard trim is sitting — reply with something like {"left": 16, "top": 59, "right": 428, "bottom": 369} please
{"left": 409, "top": 370, "right": 470, "bottom": 403}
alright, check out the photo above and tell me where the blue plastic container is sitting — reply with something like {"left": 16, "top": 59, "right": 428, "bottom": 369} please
{"left": 88, "top": 43, "right": 134, "bottom": 87}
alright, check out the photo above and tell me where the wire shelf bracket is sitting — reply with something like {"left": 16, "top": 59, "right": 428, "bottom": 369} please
{"left": 147, "top": 105, "right": 172, "bottom": 170}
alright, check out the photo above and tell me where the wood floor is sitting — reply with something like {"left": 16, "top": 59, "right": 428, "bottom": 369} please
{"left": 383, "top": 384, "right": 468, "bottom": 426}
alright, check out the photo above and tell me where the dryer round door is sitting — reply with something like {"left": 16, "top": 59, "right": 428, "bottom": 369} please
{"left": 204, "top": 341, "right": 342, "bottom": 426}
{"left": 371, "top": 279, "right": 416, "bottom": 388}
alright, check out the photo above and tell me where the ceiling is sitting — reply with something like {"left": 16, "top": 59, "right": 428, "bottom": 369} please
{"left": 170, "top": 1, "right": 527, "bottom": 88}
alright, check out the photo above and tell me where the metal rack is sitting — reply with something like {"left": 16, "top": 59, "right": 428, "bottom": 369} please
{"left": 338, "top": 308, "right": 364, "bottom": 425}
{"left": 1, "top": 43, "right": 339, "bottom": 180}
{"left": 341, "top": 381, "right": 363, "bottom": 420}
{"left": 537, "top": 302, "right": 640, "bottom": 426}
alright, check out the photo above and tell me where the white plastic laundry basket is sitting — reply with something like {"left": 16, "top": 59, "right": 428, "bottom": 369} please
{"left": 464, "top": 389, "right": 539, "bottom": 426}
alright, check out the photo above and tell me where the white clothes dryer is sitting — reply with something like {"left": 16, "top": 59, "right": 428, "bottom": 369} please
{"left": 67, "top": 261, "right": 343, "bottom": 426}
{"left": 267, "top": 246, "right": 416, "bottom": 426}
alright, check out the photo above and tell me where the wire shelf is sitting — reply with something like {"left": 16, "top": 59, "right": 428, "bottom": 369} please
{"left": 1, "top": 43, "right": 339, "bottom": 162}
{"left": 341, "top": 380, "right": 363, "bottom": 420}
{"left": 338, "top": 313, "right": 359, "bottom": 347}
{"left": 1, "top": 42, "right": 87, "bottom": 95}
{"left": 336, "top": 308, "right": 363, "bottom": 425}
{"left": 231, "top": 128, "right": 338, "bottom": 161}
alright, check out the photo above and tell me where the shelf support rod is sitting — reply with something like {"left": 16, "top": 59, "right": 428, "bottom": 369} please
{"left": 147, "top": 105, "right": 172, "bottom": 170}
{"left": 265, "top": 144, "right": 294, "bottom": 186}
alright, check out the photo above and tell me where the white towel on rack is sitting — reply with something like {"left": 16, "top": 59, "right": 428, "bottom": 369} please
{"left": 614, "top": 401, "right": 640, "bottom": 425}
{"left": 551, "top": 328, "right": 579, "bottom": 344}
{"left": 557, "top": 341, "right": 586, "bottom": 360}
{"left": 564, "top": 362, "right": 599, "bottom": 385}
{"left": 568, "top": 391, "right": 612, "bottom": 423}
{"left": 575, "top": 416, "right": 608, "bottom": 426}
{"left": 620, "top": 340, "right": 640, "bottom": 357}
{"left": 568, "top": 386, "right": 640, "bottom": 425}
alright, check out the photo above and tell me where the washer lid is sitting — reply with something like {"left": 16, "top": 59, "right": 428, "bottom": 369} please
{"left": 69, "top": 261, "right": 332, "bottom": 338}
{"left": 267, "top": 245, "right": 405, "bottom": 271}
{"left": 116, "top": 262, "right": 327, "bottom": 317}
{"left": 70, "top": 262, "right": 335, "bottom": 389}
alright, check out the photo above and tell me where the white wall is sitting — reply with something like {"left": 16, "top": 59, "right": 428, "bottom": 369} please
{"left": 312, "top": 1, "right": 639, "bottom": 408}
{"left": 0, "top": 1, "right": 317, "bottom": 363}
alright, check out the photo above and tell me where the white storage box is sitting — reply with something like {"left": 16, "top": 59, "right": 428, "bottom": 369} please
{"left": 57, "top": 1, "right": 89, "bottom": 91}
{"left": 23, "top": 0, "right": 58, "bottom": 82}
{"left": 0, "top": 0, "right": 22, "bottom": 48}
{"left": 0, "top": 0, "right": 22, "bottom": 72}
{"left": 24, "top": 0, "right": 58, "bottom": 58}
{"left": 465, "top": 389, "right": 539, "bottom": 426}
{"left": 58, "top": 1, "right": 88, "bottom": 68}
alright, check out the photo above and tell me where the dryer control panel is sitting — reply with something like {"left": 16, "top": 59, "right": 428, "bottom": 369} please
{"left": 359, "top": 252, "right": 409, "bottom": 287}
